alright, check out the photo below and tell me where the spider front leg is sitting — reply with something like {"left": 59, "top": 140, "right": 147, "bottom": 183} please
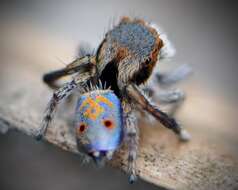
{"left": 143, "top": 87, "right": 185, "bottom": 117}
{"left": 143, "top": 85, "right": 185, "bottom": 104}
{"left": 144, "top": 64, "right": 192, "bottom": 116}
{"left": 156, "top": 64, "right": 192, "bottom": 86}
{"left": 35, "top": 80, "right": 78, "bottom": 140}
{"left": 43, "top": 55, "right": 95, "bottom": 88}
{"left": 123, "top": 102, "right": 139, "bottom": 183}
{"left": 126, "top": 84, "right": 191, "bottom": 141}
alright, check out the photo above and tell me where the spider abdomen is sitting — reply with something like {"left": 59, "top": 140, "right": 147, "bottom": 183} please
{"left": 108, "top": 22, "right": 156, "bottom": 60}
{"left": 96, "top": 17, "right": 163, "bottom": 91}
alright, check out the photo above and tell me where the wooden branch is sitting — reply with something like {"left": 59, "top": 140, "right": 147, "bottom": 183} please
{"left": 1, "top": 25, "right": 238, "bottom": 189}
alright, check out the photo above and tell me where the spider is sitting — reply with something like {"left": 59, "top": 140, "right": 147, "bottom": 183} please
{"left": 36, "top": 17, "right": 191, "bottom": 183}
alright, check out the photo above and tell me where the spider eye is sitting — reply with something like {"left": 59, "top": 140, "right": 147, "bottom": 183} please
{"left": 103, "top": 119, "right": 114, "bottom": 129}
{"left": 144, "top": 58, "right": 151, "bottom": 66}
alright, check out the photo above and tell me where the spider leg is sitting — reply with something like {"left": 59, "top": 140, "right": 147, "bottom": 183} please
{"left": 156, "top": 64, "right": 192, "bottom": 86}
{"left": 141, "top": 64, "right": 191, "bottom": 116}
{"left": 162, "top": 89, "right": 185, "bottom": 116}
{"left": 35, "top": 79, "right": 79, "bottom": 140}
{"left": 123, "top": 102, "right": 139, "bottom": 183}
{"left": 143, "top": 87, "right": 185, "bottom": 117}
{"left": 77, "top": 42, "right": 94, "bottom": 58}
{"left": 43, "top": 55, "right": 96, "bottom": 88}
{"left": 143, "top": 87, "right": 185, "bottom": 104}
{"left": 126, "top": 84, "right": 191, "bottom": 141}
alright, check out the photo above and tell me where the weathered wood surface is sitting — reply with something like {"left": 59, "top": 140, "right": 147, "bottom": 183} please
{"left": 0, "top": 24, "right": 238, "bottom": 190}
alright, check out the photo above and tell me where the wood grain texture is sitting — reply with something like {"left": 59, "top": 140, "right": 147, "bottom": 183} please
{"left": 0, "top": 24, "right": 238, "bottom": 190}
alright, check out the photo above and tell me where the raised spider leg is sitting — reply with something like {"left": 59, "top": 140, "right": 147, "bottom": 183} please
{"left": 142, "top": 86, "right": 186, "bottom": 122}
{"left": 123, "top": 102, "right": 139, "bottom": 183}
{"left": 126, "top": 84, "right": 191, "bottom": 141}
{"left": 164, "top": 90, "right": 185, "bottom": 116}
{"left": 43, "top": 55, "right": 95, "bottom": 88}
{"left": 155, "top": 89, "right": 185, "bottom": 104}
{"left": 143, "top": 64, "right": 192, "bottom": 116}
{"left": 143, "top": 87, "right": 185, "bottom": 104}
{"left": 156, "top": 64, "right": 192, "bottom": 86}
{"left": 35, "top": 80, "right": 78, "bottom": 140}
{"left": 143, "top": 87, "right": 185, "bottom": 117}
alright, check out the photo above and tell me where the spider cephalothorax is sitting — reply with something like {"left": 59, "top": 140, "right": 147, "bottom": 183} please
{"left": 37, "top": 16, "right": 191, "bottom": 183}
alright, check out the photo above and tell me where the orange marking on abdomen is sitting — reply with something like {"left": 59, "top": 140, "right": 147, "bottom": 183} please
{"left": 79, "top": 97, "right": 104, "bottom": 120}
{"left": 96, "top": 96, "right": 113, "bottom": 108}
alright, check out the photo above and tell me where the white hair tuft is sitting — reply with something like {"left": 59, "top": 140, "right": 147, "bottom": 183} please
{"left": 149, "top": 23, "right": 176, "bottom": 60}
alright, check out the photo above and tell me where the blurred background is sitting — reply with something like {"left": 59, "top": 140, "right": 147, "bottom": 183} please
{"left": 0, "top": 0, "right": 238, "bottom": 190}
